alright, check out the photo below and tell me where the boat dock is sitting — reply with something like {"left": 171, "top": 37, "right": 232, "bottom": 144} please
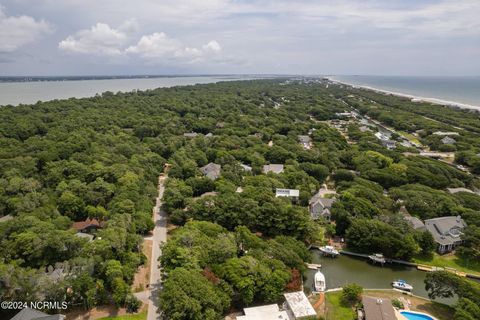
{"left": 306, "top": 263, "right": 322, "bottom": 270}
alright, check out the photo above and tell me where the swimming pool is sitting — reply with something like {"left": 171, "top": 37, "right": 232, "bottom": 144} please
{"left": 400, "top": 311, "right": 436, "bottom": 320}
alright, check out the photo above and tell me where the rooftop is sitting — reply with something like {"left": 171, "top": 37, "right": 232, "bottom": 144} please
{"left": 263, "top": 164, "right": 284, "bottom": 174}
{"left": 446, "top": 187, "right": 474, "bottom": 194}
{"left": 283, "top": 291, "right": 316, "bottom": 319}
{"left": 200, "top": 163, "right": 221, "bottom": 180}
{"left": 362, "top": 296, "right": 396, "bottom": 320}
{"left": 237, "top": 304, "right": 290, "bottom": 320}
{"left": 425, "top": 216, "right": 466, "bottom": 245}
{"left": 71, "top": 218, "right": 102, "bottom": 232}
{"left": 276, "top": 188, "right": 300, "bottom": 198}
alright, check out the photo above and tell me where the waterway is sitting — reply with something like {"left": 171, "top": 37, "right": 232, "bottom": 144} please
{"left": 305, "top": 250, "right": 456, "bottom": 305}
{"left": 0, "top": 75, "right": 256, "bottom": 106}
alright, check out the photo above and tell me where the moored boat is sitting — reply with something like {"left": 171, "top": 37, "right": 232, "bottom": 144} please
{"left": 314, "top": 269, "right": 326, "bottom": 292}
{"left": 368, "top": 253, "right": 386, "bottom": 265}
{"left": 392, "top": 279, "right": 413, "bottom": 291}
{"left": 319, "top": 245, "right": 340, "bottom": 257}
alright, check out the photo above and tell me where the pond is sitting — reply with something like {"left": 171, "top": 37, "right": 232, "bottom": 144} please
{"left": 304, "top": 250, "right": 456, "bottom": 305}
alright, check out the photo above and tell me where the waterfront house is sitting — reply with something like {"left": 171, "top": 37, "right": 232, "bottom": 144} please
{"left": 263, "top": 164, "right": 284, "bottom": 174}
{"left": 71, "top": 218, "right": 103, "bottom": 233}
{"left": 283, "top": 291, "right": 317, "bottom": 319}
{"left": 309, "top": 192, "right": 336, "bottom": 219}
{"left": 424, "top": 216, "right": 467, "bottom": 254}
{"left": 276, "top": 188, "right": 300, "bottom": 202}
{"left": 200, "top": 163, "right": 221, "bottom": 180}
{"left": 441, "top": 136, "right": 456, "bottom": 145}
{"left": 360, "top": 296, "right": 396, "bottom": 320}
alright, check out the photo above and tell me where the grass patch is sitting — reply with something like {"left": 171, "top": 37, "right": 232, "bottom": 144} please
{"left": 397, "top": 130, "right": 422, "bottom": 146}
{"left": 413, "top": 253, "right": 480, "bottom": 276}
{"left": 97, "top": 310, "right": 147, "bottom": 320}
{"left": 325, "top": 292, "right": 356, "bottom": 320}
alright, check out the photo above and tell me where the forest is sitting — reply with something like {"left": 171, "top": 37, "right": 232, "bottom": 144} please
{"left": 1, "top": 79, "right": 480, "bottom": 319}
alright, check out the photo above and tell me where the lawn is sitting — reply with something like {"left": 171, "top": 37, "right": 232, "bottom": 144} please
{"left": 97, "top": 310, "right": 147, "bottom": 320}
{"left": 413, "top": 253, "right": 480, "bottom": 276}
{"left": 324, "top": 292, "right": 356, "bottom": 320}
{"left": 397, "top": 130, "right": 422, "bottom": 146}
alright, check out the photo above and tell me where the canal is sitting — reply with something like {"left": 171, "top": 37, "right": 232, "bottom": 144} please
{"left": 305, "top": 250, "right": 456, "bottom": 305}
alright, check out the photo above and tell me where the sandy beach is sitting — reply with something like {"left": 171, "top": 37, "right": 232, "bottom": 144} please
{"left": 327, "top": 77, "right": 480, "bottom": 111}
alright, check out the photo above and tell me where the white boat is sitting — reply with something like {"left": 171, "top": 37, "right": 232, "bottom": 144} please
{"left": 314, "top": 270, "right": 326, "bottom": 292}
{"left": 319, "top": 245, "right": 340, "bottom": 257}
{"left": 392, "top": 279, "right": 413, "bottom": 291}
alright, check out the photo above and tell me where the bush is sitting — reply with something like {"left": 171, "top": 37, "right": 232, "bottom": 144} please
{"left": 341, "top": 283, "right": 363, "bottom": 306}
{"left": 392, "top": 299, "right": 404, "bottom": 309}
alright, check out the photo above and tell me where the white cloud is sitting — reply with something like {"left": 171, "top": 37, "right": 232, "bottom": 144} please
{"left": 0, "top": 6, "right": 53, "bottom": 52}
{"left": 59, "top": 22, "right": 128, "bottom": 56}
{"left": 126, "top": 32, "right": 221, "bottom": 63}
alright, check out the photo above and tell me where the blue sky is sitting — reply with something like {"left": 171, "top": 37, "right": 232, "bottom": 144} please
{"left": 0, "top": 0, "right": 479, "bottom": 76}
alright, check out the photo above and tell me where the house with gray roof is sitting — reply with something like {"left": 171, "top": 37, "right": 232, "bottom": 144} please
{"left": 200, "top": 163, "right": 221, "bottom": 180}
{"left": 240, "top": 163, "right": 252, "bottom": 172}
{"left": 424, "top": 216, "right": 467, "bottom": 254}
{"left": 309, "top": 192, "right": 336, "bottom": 220}
{"left": 361, "top": 296, "right": 396, "bottom": 320}
{"left": 404, "top": 215, "right": 425, "bottom": 231}
{"left": 10, "top": 308, "right": 64, "bottom": 320}
{"left": 263, "top": 164, "right": 284, "bottom": 174}
{"left": 441, "top": 136, "right": 456, "bottom": 145}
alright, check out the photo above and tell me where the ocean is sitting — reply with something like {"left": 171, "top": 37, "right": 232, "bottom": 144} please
{"left": 330, "top": 75, "right": 480, "bottom": 109}
{"left": 0, "top": 76, "right": 253, "bottom": 106}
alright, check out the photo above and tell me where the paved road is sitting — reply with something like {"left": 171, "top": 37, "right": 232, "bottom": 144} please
{"left": 146, "top": 175, "right": 167, "bottom": 320}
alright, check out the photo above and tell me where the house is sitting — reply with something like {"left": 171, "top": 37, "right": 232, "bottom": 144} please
{"left": 10, "top": 307, "right": 64, "bottom": 320}
{"left": 71, "top": 218, "right": 102, "bottom": 233}
{"left": 298, "top": 135, "right": 312, "bottom": 149}
{"left": 263, "top": 164, "right": 284, "bottom": 174}
{"left": 360, "top": 296, "right": 396, "bottom": 320}
{"left": 276, "top": 188, "right": 300, "bottom": 202}
{"left": 309, "top": 192, "right": 336, "bottom": 219}
{"left": 200, "top": 163, "right": 221, "bottom": 180}
{"left": 0, "top": 214, "right": 14, "bottom": 223}
{"left": 359, "top": 126, "right": 371, "bottom": 133}
{"left": 183, "top": 132, "right": 198, "bottom": 138}
{"left": 283, "top": 291, "right": 317, "bottom": 319}
{"left": 205, "top": 132, "right": 214, "bottom": 138}
{"left": 237, "top": 304, "right": 290, "bottom": 320}
{"left": 404, "top": 215, "right": 425, "bottom": 231}
{"left": 424, "top": 216, "right": 467, "bottom": 254}
{"left": 441, "top": 136, "right": 456, "bottom": 145}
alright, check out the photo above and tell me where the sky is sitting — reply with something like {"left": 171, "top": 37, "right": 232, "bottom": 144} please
{"left": 0, "top": 0, "right": 479, "bottom": 76}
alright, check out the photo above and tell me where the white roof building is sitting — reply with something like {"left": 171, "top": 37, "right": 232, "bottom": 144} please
{"left": 276, "top": 188, "right": 300, "bottom": 198}
{"left": 263, "top": 164, "right": 284, "bottom": 174}
{"left": 237, "top": 304, "right": 290, "bottom": 320}
{"left": 284, "top": 291, "right": 317, "bottom": 319}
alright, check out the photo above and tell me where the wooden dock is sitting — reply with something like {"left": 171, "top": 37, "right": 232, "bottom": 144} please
{"left": 306, "top": 263, "right": 322, "bottom": 270}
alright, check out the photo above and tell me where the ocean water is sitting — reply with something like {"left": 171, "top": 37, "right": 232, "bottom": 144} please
{"left": 0, "top": 76, "right": 251, "bottom": 106}
{"left": 330, "top": 75, "right": 480, "bottom": 108}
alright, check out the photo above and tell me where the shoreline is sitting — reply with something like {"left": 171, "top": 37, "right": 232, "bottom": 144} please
{"left": 327, "top": 77, "right": 480, "bottom": 111}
